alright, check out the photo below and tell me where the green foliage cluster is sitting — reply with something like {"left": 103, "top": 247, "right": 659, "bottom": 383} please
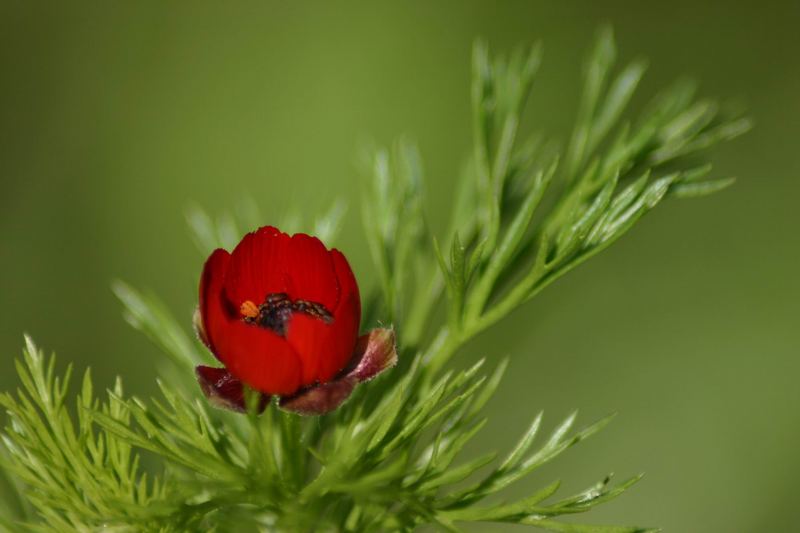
{"left": 0, "top": 28, "right": 747, "bottom": 532}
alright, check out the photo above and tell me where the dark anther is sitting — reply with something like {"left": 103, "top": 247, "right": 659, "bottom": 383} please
{"left": 293, "top": 299, "right": 334, "bottom": 324}
{"left": 243, "top": 293, "right": 334, "bottom": 337}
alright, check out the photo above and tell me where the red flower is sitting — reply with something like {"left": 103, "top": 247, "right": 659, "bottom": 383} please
{"left": 195, "top": 226, "right": 396, "bottom": 415}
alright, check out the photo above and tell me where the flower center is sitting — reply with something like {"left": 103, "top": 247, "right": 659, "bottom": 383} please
{"left": 239, "top": 293, "right": 333, "bottom": 337}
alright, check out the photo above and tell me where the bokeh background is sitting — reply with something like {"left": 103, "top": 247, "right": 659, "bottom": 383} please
{"left": 1, "top": 1, "right": 798, "bottom": 531}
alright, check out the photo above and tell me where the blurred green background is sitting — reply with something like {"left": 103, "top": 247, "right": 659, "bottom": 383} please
{"left": 1, "top": 1, "right": 798, "bottom": 531}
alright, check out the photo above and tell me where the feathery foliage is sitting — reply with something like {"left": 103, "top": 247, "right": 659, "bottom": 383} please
{"left": 0, "top": 28, "right": 747, "bottom": 532}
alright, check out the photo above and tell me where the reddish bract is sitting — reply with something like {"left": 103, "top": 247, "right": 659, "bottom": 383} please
{"left": 195, "top": 225, "right": 395, "bottom": 415}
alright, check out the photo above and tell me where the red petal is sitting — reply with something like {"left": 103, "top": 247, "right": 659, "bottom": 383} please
{"left": 285, "top": 314, "right": 333, "bottom": 385}
{"left": 216, "top": 321, "right": 303, "bottom": 396}
{"left": 286, "top": 233, "right": 340, "bottom": 311}
{"left": 285, "top": 294, "right": 359, "bottom": 386}
{"left": 286, "top": 303, "right": 358, "bottom": 385}
{"left": 285, "top": 245, "right": 360, "bottom": 385}
{"left": 317, "top": 249, "right": 362, "bottom": 379}
{"left": 320, "top": 290, "right": 360, "bottom": 382}
{"left": 200, "top": 248, "right": 233, "bottom": 360}
{"left": 331, "top": 249, "right": 360, "bottom": 319}
{"left": 224, "top": 226, "right": 292, "bottom": 308}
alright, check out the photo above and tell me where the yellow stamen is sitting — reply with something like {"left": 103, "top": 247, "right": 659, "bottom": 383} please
{"left": 240, "top": 300, "right": 259, "bottom": 319}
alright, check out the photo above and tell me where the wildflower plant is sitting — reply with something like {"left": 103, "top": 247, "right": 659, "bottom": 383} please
{"left": 0, "top": 28, "right": 748, "bottom": 532}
